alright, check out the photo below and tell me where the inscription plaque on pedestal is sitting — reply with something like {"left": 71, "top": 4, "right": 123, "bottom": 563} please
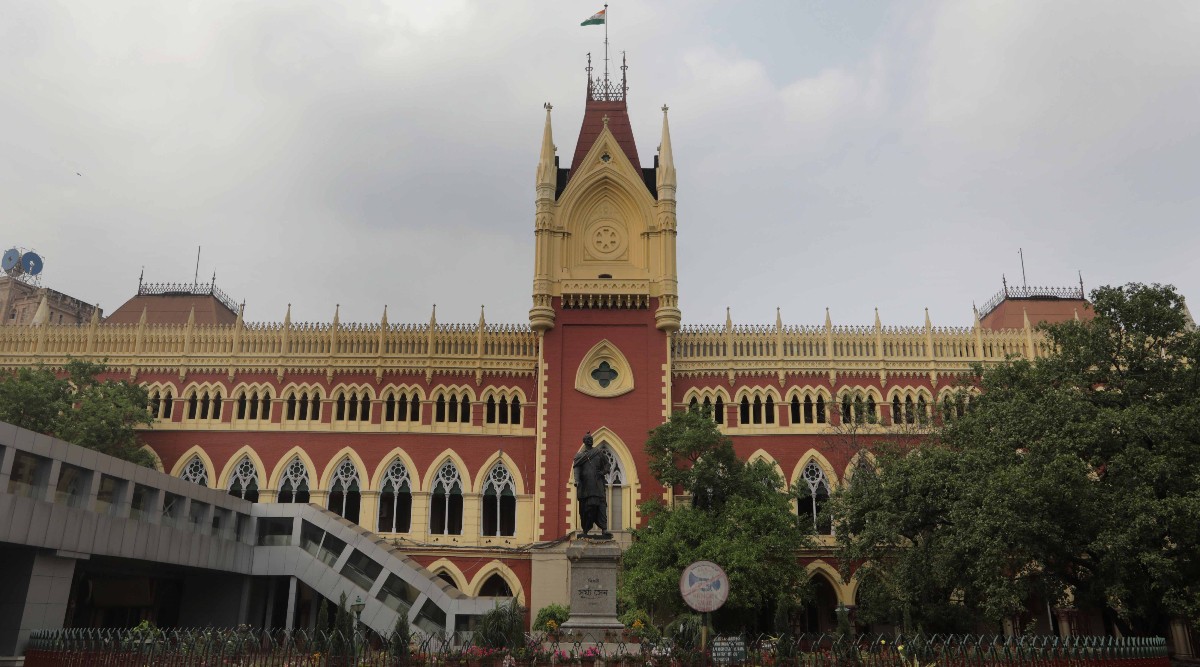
{"left": 560, "top": 539, "right": 624, "bottom": 631}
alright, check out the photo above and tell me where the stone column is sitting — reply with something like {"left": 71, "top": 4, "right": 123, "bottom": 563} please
{"left": 0, "top": 550, "right": 79, "bottom": 656}
{"left": 284, "top": 577, "right": 298, "bottom": 632}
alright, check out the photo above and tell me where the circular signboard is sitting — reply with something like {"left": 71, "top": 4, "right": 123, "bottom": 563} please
{"left": 679, "top": 560, "right": 730, "bottom": 613}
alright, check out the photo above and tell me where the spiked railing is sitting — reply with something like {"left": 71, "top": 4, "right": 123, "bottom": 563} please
{"left": 23, "top": 629, "right": 1170, "bottom": 667}
{"left": 138, "top": 281, "right": 241, "bottom": 315}
{"left": 979, "top": 285, "right": 1086, "bottom": 320}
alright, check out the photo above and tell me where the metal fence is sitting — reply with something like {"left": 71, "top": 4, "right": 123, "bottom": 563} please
{"left": 23, "top": 628, "right": 1170, "bottom": 667}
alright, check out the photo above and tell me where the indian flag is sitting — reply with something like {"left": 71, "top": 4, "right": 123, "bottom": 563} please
{"left": 581, "top": 9, "right": 605, "bottom": 26}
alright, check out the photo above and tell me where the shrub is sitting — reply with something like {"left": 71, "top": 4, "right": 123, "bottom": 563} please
{"left": 475, "top": 599, "right": 526, "bottom": 649}
{"left": 532, "top": 604, "right": 569, "bottom": 632}
{"left": 618, "top": 609, "right": 660, "bottom": 642}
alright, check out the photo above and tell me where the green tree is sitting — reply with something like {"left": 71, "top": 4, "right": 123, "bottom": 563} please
{"left": 621, "top": 408, "right": 813, "bottom": 631}
{"left": 0, "top": 359, "right": 154, "bottom": 466}
{"left": 833, "top": 283, "right": 1200, "bottom": 635}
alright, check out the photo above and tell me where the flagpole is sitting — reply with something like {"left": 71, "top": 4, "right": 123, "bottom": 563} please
{"left": 604, "top": 3, "right": 609, "bottom": 83}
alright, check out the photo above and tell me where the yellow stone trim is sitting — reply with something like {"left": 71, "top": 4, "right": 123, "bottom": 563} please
{"left": 843, "top": 449, "right": 879, "bottom": 485}
{"left": 747, "top": 448, "right": 788, "bottom": 490}
{"left": 266, "top": 446, "right": 319, "bottom": 492}
{"left": 370, "top": 449, "right": 424, "bottom": 493}
{"left": 574, "top": 339, "right": 634, "bottom": 398}
{"left": 791, "top": 448, "right": 841, "bottom": 490}
{"left": 467, "top": 561, "right": 528, "bottom": 606}
{"left": 317, "top": 447, "right": 370, "bottom": 490}
{"left": 425, "top": 558, "right": 469, "bottom": 591}
{"left": 422, "top": 450, "right": 473, "bottom": 494}
{"left": 216, "top": 446, "right": 268, "bottom": 491}
{"left": 141, "top": 445, "right": 164, "bottom": 473}
{"left": 169, "top": 445, "right": 217, "bottom": 487}
{"left": 806, "top": 559, "right": 853, "bottom": 606}
{"left": 563, "top": 426, "right": 641, "bottom": 533}
{"left": 470, "top": 451, "right": 528, "bottom": 496}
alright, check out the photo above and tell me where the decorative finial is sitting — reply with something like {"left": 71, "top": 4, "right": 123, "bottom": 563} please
{"left": 544, "top": 102, "right": 552, "bottom": 111}
{"left": 602, "top": 114, "right": 610, "bottom": 127}
{"left": 662, "top": 104, "right": 669, "bottom": 114}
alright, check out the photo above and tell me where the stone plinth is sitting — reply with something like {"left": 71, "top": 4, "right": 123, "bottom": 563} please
{"left": 561, "top": 539, "right": 623, "bottom": 631}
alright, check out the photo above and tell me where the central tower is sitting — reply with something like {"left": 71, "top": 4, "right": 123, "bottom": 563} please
{"left": 529, "top": 60, "right": 679, "bottom": 543}
{"left": 529, "top": 57, "right": 680, "bottom": 334}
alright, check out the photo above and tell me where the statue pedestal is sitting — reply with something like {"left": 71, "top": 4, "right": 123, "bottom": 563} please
{"left": 561, "top": 539, "right": 624, "bottom": 632}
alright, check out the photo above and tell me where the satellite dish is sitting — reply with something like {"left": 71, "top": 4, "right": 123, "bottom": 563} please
{"left": 1, "top": 249, "right": 19, "bottom": 272}
{"left": 20, "top": 252, "right": 43, "bottom": 276}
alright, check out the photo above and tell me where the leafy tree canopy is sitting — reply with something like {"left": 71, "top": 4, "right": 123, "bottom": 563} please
{"left": 0, "top": 359, "right": 155, "bottom": 467}
{"left": 622, "top": 407, "right": 813, "bottom": 631}
{"left": 833, "top": 283, "right": 1200, "bottom": 635}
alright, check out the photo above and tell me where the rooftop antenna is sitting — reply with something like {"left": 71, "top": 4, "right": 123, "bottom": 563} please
{"left": 1018, "top": 248, "right": 1027, "bottom": 288}
{"left": 193, "top": 246, "right": 201, "bottom": 289}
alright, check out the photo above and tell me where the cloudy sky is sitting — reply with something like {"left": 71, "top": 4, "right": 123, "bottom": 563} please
{"left": 5, "top": 1, "right": 1198, "bottom": 328}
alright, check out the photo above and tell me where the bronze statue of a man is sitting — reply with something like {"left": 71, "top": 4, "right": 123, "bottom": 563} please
{"left": 573, "top": 432, "right": 612, "bottom": 539}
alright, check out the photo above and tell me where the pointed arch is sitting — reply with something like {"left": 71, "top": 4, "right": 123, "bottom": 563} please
{"left": 140, "top": 445, "right": 165, "bottom": 473}
{"left": 370, "top": 449, "right": 423, "bottom": 492}
{"left": 790, "top": 449, "right": 840, "bottom": 490}
{"left": 566, "top": 426, "right": 640, "bottom": 532}
{"left": 470, "top": 451, "right": 527, "bottom": 495}
{"left": 170, "top": 445, "right": 216, "bottom": 486}
{"left": 805, "top": 559, "right": 852, "bottom": 605}
{"left": 575, "top": 340, "right": 635, "bottom": 398}
{"left": 217, "top": 446, "right": 267, "bottom": 492}
{"left": 585, "top": 426, "right": 639, "bottom": 487}
{"left": 376, "top": 456, "right": 414, "bottom": 534}
{"left": 425, "top": 559, "right": 468, "bottom": 591}
{"left": 266, "top": 446, "right": 319, "bottom": 492}
{"left": 844, "top": 449, "right": 879, "bottom": 485}
{"left": 422, "top": 450, "right": 473, "bottom": 493}
{"left": 746, "top": 449, "right": 787, "bottom": 489}
{"left": 318, "top": 447, "right": 371, "bottom": 490}
{"left": 467, "top": 561, "right": 527, "bottom": 606}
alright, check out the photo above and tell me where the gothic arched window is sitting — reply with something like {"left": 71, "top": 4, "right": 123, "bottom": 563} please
{"left": 180, "top": 456, "right": 208, "bottom": 487}
{"left": 481, "top": 463, "right": 516, "bottom": 537}
{"left": 327, "top": 458, "right": 361, "bottom": 523}
{"left": 597, "top": 443, "right": 627, "bottom": 531}
{"left": 479, "top": 573, "right": 513, "bottom": 597}
{"left": 378, "top": 460, "right": 412, "bottom": 533}
{"left": 799, "top": 460, "right": 832, "bottom": 535}
{"left": 278, "top": 457, "right": 311, "bottom": 504}
{"left": 429, "top": 461, "right": 463, "bottom": 535}
{"left": 228, "top": 456, "right": 260, "bottom": 502}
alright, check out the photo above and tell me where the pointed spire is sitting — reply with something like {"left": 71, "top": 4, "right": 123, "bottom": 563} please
{"left": 973, "top": 305, "right": 981, "bottom": 328}
{"left": 775, "top": 307, "right": 782, "bottom": 331}
{"left": 381, "top": 305, "right": 389, "bottom": 328}
{"left": 1023, "top": 308, "right": 1031, "bottom": 329}
{"left": 924, "top": 308, "right": 932, "bottom": 331}
{"left": 89, "top": 307, "right": 100, "bottom": 326}
{"left": 725, "top": 307, "right": 732, "bottom": 331}
{"left": 332, "top": 304, "right": 340, "bottom": 327}
{"left": 824, "top": 307, "right": 832, "bottom": 330}
{"left": 429, "top": 304, "right": 438, "bottom": 328}
{"left": 479, "top": 305, "right": 486, "bottom": 328}
{"left": 31, "top": 293, "right": 50, "bottom": 325}
{"left": 138, "top": 306, "right": 148, "bottom": 326}
{"left": 874, "top": 307, "right": 882, "bottom": 330}
{"left": 284, "top": 303, "right": 292, "bottom": 327}
{"left": 1074, "top": 308, "right": 1080, "bottom": 322}
{"left": 235, "top": 303, "right": 244, "bottom": 325}
{"left": 657, "top": 105, "right": 676, "bottom": 192}
{"left": 536, "top": 103, "right": 556, "bottom": 188}
{"left": 186, "top": 306, "right": 195, "bottom": 327}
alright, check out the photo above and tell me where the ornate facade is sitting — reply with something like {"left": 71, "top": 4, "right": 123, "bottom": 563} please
{"left": 0, "top": 67, "right": 1092, "bottom": 631}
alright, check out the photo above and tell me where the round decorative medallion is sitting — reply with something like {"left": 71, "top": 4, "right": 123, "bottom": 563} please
{"left": 593, "top": 225, "right": 620, "bottom": 254}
